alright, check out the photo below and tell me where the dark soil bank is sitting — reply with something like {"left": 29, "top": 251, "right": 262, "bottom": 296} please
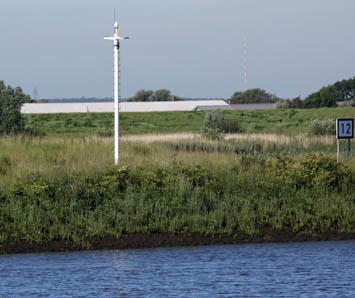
{"left": 2, "top": 232, "right": 355, "bottom": 255}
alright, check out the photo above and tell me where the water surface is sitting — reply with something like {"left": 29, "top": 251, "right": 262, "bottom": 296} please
{"left": 0, "top": 241, "right": 354, "bottom": 297}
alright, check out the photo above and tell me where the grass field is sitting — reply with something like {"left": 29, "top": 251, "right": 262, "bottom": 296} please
{"left": 24, "top": 107, "right": 355, "bottom": 136}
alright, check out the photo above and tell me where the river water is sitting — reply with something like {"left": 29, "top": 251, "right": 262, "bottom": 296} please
{"left": 0, "top": 241, "right": 354, "bottom": 297}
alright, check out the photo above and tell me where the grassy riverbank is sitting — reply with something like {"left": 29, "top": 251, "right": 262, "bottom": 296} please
{"left": 25, "top": 107, "right": 355, "bottom": 136}
{"left": 1, "top": 134, "right": 355, "bottom": 253}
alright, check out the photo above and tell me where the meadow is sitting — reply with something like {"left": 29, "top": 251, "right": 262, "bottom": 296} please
{"left": 1, "top": 107, "right": 355, "bottom": 253}
{"left": 24, "top": 107, "right": 355, "bottom": 136}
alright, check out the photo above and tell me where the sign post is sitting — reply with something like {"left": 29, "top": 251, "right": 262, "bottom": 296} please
{"left": 336, "top": 118, "right": 354, "bottom": 162}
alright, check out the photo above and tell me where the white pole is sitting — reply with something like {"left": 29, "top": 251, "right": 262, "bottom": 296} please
{"left": 104, "top": 21, "right": 128, "bottom": 165}
{"left": 114, "top": 39, "right": 119, "bottom": 165}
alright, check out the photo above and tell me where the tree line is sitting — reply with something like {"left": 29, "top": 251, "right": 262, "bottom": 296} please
{"left": 276, "top": 77, "right": 355, "bottom": 109}
{"left": 124, "top": 76, "right": 355, "bottom": 108}
{"left": 229, "top": 77, "right": 355, "bottom": 109}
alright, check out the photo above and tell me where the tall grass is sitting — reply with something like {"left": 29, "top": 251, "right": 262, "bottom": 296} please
{"left": 1, "top": 133, "right": 355, "bottom": 252}
{"left": 0, "top": 133, "right": 352, "bottom": 189}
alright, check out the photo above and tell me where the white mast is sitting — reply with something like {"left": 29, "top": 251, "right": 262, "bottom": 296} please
{"left": 104, "top": 21, "right": 129, "bottom": 165}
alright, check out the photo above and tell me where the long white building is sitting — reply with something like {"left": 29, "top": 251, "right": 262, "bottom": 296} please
{"left": 21, "top": 100, "right": 229, "bottom": 114}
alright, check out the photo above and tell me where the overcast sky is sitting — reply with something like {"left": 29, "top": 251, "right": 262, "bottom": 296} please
{"left": 1, "top": 0, "right": 354, "bottom": 99}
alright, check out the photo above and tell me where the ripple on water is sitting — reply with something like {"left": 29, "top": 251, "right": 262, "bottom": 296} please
{"left": 0, "top": 241, "right": 354, "bottom": 297}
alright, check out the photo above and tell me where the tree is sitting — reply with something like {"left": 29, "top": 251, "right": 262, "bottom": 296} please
{"left": 303, "top": 86, "right": 338, "bottom": 108}
{"left": 302, "top": 77, "right": 355, "bottom": 108}
{"left": 153, "top": 89, "right": 171, "bottom": 101}
{"left": 128, "top": 89, "right": 183, "bottom": 101}
{"left": 230, "top": 88, "right": 281, "bottom": 104}
{"left": 127, "top": 89, "right": 153, "bottom": 102}
{"left": 333, "top": 77, "right": 355, "bottom": 100}
{"left": 290, "top": 96, "right": 303, "bottom": 108}
{"left": 0, "top": 81, "right": 31, "bottom": 135}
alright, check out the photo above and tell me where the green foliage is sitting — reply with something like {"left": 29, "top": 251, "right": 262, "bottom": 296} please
{"left": 308, "top": 119, "right": 335, "bottom": 136}
{"left": 96, "top": 166, "right": 130, "bottom": 197}
{"left": 201, "top": 110, "right": 224, "bottom": 140}
{"left": 1, "top": 152, "right": 355, "bottom": 251}
{"left": 0, "top": 81, "right": 31, "bottom": 135}
{"left": 275, "top": 100, "right": 291, "bottom": 109}
{"left": 275, "top": 77, "right": 355, "bottom": 109}
{"left": 276, "top": 97, "right": 304, "bottom": 109}
{"left": 127, "top": 89, "right": 183, "bottom": 102}
{"left": 0, "top": 156, "right": 11, "bottom": 175}
{"left": 1, "top": 131, "right": 355, "bottom": 252}
{"left": 333, "top": 77, "right": 355, "bottom": 100}
{"left": 288, "top": 77, "right": 355, "bottom": 109}
{"left": 230, "top": 88, "right": 281, "bottom": 104}
{"left": 128, "top": 89, "right": 154, "bottom": 102}
{"left": 167, "top": 140, "right": 265, "bottom": 155}
{"left": 201, "top": 110, "right": 225, "bottom": 140}
{"left": 153, "top": 89, "right": 171, "bottom": 101}
{"left": 201, "top": 110, "right": 242, "bottom": 140}
{"left": 303, "top": 86, "right": 338, "bottom": 108}
{"left": 266, "top": 153, "right": 350, "bottom": 190}
{"left": 22, "top": 107, "right": 355, "bottom": 137}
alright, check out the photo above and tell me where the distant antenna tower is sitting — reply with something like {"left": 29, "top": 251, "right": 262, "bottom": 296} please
{"left": 242, "top": 38, "right": 248, "bottom": 91}
{"left": 33, "top": 86, "right": 39, "bottom": 102}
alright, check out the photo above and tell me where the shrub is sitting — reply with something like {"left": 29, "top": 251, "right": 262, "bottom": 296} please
{"left": 275, "top": 100, "right": 291, "bottom": 109}
{"left": 200, "top": 110, "right": 242, "bottom": 140}
{"left": 340, "top": 100, "right": 355, "bottom": 107}
{"left": 308, "top": 119, "right": 335, "bottom": 136}
{"left": 200, "top": 110, "right": 224, "bottom": 140}
{"left": 97, "top": 166, "right": 130, "bottom": 197}
{"left": 0, "top": 155, "right": 11, "bottom": 175}
{"left": 266, "top": 153, "right": 350, "bottom": 190}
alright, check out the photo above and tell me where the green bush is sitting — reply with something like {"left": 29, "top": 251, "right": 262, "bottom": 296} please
{"left": 340, "top": 100, "right": 355, "bottom": 107}
{"left": 308, "top": 119, "right": 335, "bottom": 136}
{"left": 201, "top": 110, "right": 242, "bottom": 140}
{"left": 275, "top": 100, "right": 291, "bottom": 109}
{"left": 266, "top": 153, "right": 350, "bottom": 190}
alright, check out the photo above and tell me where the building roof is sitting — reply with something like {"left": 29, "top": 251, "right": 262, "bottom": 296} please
{"left": 196, "top": 103, "right": 276, "bottom": 111}
{"left": 21, "top": 100, "right": 229, "bottom": 114}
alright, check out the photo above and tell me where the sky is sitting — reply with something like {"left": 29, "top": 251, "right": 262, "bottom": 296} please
{"left": 0, "top": 0, "right": 354, "bottom": 100}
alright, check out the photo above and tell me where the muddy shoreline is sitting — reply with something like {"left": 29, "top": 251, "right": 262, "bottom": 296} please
{"left": 1, "top": 232, "right": 354, "bottom": 255}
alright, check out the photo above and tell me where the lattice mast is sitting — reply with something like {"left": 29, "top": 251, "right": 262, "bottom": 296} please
{"left": 243, "top": 37, "right": 248, "bottom": 91}
{"left": 33, "top": 86, "right": 39, "bottom": 102}
{"left": 104, "top": 21, "right": 129, "bottom": 165}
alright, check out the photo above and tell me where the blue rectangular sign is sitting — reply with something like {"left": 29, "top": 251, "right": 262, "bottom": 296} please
{"left": 336, "top": 119, "right": 354, "bottom": 139}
